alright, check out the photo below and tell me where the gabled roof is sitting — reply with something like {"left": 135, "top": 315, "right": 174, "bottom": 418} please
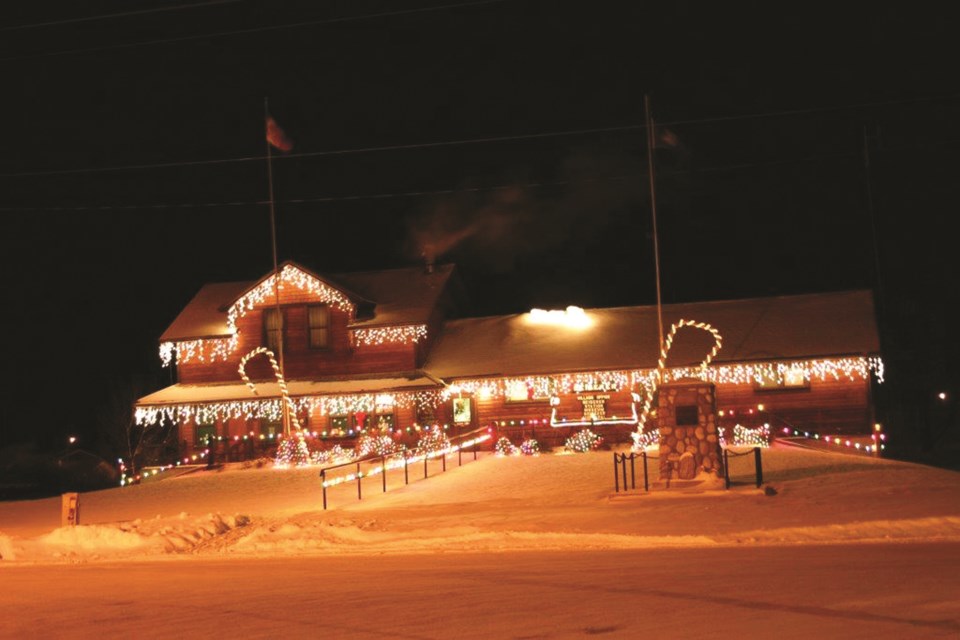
{"left": 423, "top": 290, "right": 880, "bottom": 379}
{"left": 159, "top": 262, "right": 457, "bottom": 342}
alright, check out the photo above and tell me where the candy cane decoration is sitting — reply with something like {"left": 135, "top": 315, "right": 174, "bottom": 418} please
{"left": 635, "top": 319, "right": 723, "bottom": 434}
{"left": 238, "top": 347, "right": 302, "bottom": 432}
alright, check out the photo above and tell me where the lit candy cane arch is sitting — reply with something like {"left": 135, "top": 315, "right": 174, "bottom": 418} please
{"left": 238, "top": 347, "right": 302, "bottom": 433}
{"left": 635, "top": 319, "right": 723, "bottom": 434}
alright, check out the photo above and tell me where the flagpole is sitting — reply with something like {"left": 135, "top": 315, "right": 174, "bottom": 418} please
{"left": 645, "top": 94, "right": 665, "bottom": 366}
{"left": 264, "top": 97, "right": 290, "bottom": 436}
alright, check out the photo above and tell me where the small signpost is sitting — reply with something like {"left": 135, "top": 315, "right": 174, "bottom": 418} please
{"left": 61, "top": 492, "right": 79, "bottom": 527}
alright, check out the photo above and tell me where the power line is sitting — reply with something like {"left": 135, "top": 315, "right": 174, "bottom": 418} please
{"left": 0, "top": 95, "right": 951, "bottom": 180}
{"left": 1, "top": 0, "right": 513, "bottom": 62}
{"left": 0, "top": 0, "right": 242, "bottom": 32}
{"left": 0, "top": 150, "right": 882, "bottom": 212}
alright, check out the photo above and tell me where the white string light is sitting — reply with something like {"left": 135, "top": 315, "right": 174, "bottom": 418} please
{"left": 353, "top": 324, "right": 427, "bottom": 346}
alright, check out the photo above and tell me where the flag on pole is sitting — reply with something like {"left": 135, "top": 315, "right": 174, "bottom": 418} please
{"left": 266, "top": 116, "right": 294, "bottom": 152}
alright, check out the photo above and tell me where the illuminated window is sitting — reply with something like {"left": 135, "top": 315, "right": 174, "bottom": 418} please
{"left": 262, "top": 308, "right": 284, "bottom": 353}
{"left": 505, "top": 380, "right": 550, "bottom": 403}
{"left": 754, "top": 366, "right": 810, "bottom": 391}
{"left": 308, "top": 304, "right": 330, "bottom": 349}
{"left": 453, "top": 398, "right": 472, "bottom": 424}
{"left": 375, "top": 413, "right": 395, "bottom": 430}
{"left": 260, "top": 420, "right": 281, "bottom": 437}
{"left": 330, "top": 415, "right": 349, "bottom": 433}
{"left": 196, "top": 423, "right": 216, "bottom": 446}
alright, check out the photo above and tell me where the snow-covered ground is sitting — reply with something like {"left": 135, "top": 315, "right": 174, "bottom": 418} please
{"left": 1, "top": 444, "right": 959, "bottom": 564}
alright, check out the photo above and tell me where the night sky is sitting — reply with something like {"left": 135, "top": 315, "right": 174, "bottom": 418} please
{"left": 1, "top": 1, "right": 956, "bottom": 455}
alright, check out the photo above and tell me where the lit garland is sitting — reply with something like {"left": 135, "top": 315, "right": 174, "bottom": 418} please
{"left": 565, "top": 429, "right": 602, "bottom": 453}
{"left": 119, "top": 451, "right": 209, "bottom": 486}
{"left": 780, "top": 426, "right": 886, "bottom": 455}
{"left": 159, "top": 336, "right": 238, "bottom": 367}
{"left": 227, "top": 264, "right": 355, "bottom": 335}
{"left": 353, "top": 324, "right": 428, "bottom": 346}
{"left": 732, "top": 424, "right": 771, "bottom": 447}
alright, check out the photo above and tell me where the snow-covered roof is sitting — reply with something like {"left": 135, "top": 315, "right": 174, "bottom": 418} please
{"left": 423, "top": 290, "right": 880, "bottom": 379}
{"left": 137, "top": 375, "right": 438, "bottom": 405}
{"left": 159, "top": 262, "right": 456, "bottom": 341}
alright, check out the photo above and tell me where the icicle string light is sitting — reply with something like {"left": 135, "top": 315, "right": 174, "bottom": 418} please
{"left": 159, "top": 336, "right": 238, "bottom": 367}
{"left": 353, "top": 324, "right": 427, "bottom": 346}
{"left": 227, "top": 264, "right": 355, "bottom": 334}
{"left": 238, "top": 347, "right": 302, "bottom": 432}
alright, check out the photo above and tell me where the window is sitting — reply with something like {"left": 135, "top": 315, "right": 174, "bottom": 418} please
{"left": 675, "top": 405, "right": 699, "bottom": 426}
{"left": 308, "top": 305, "right": 331, "bottom": 349}
{"left": 262, "top": 308, "right": 284, "bottom": 353}
{"left": 453, "top": 398, "right": 472, "bottom": 424}
{"left": 196, "top": 423, "right": 217, "bottom": 446}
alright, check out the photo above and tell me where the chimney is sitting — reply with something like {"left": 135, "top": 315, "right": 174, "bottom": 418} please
{"left": 422, "top": 243, "right": 435, "bottom": 274}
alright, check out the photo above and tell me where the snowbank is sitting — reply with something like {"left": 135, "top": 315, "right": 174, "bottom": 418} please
{"left": 0, "top": 447, "right": 958, "bottom": 565}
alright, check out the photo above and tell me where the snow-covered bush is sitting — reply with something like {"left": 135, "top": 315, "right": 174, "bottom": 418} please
{"left": 274, "top": 434, "right": 311, "bottom": 467}
{"left": 417, "top": 427, "right": 451, "bottom": 455}
{"left": 565, "top": 429, "right": 602, "bottom": 453}
{"left": 495, "top": 437, "right": 519, "bottom": 456}
{"left": 519, "top": 439, "right": 540, "bottom": 456}
{"left": 354, "top": 434, "right": 398, "bottom": 457}
{"left": 631, "top": 428, "right": 660, "bottom": 452}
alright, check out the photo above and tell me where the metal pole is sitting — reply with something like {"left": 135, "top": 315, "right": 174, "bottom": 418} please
{"left": 321, "top": 470, "right": 327, "bottom": 510}
{"left": 644, "top": 94, "right": 665, "bottom": 355}
{"left": 642, "top": 451, "right": 649, "bottom": 492}
{"left": 356, "top": 462, "right": 362, "bottom": 500}
{"left": 442, "top": 451, "right": 446, "bottom": 472}
{"left": 614, "top": 454, "right": 620, "bottom": 493}
{"left": 754, "top": 447, "right": 763, "bottom": 487}
{"left": 404, "top": 452, "right": 409, "bottom": 485}
{"left": 723, "top": 449, "right": 730, "bottom": 490}
{"left": 424, "top": 454, "right": 428, "bottom": 479}
{"left": 621, "top": 453, "right": 628, "bottom": 491}
{"left": 381, "top": 454, "right": 387, "bottom": 493}
{"left": 265, "top": 97, "right": 289, "bottom": 437}
{"left": 629, "top": 454, "right": 636, "bottom": 490}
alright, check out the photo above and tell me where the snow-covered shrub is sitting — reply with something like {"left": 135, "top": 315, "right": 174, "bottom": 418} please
{"left": 519, "top": 439, "right": 540, "bottom": 456}
{"left": 732, "top": 424, "right": 770, "bottom": 447}
{"left": 495, "top": 437, "right": 519, "bottom": 456}
{"left": 565, "top": 429, "right": 602, "bottom": 453}
{"left": 274, "top": 434, "right": 311, "bottom": 467}
{"left": 417, "top": 427, "right": 451, "bottom": 455}
{"left": 311, "top": 445, "right": 351, "bottom": 466}
{"left": 631, "top": 428, "right": 660, "bottom": 452}
{"left": 354, "top": 434, "right": 398, "bottom": 457}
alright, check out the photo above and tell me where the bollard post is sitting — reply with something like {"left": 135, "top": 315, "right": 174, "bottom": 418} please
{"left": 620, "top": 454, "right": 627, "bottom": 491}
{"left": 321, "top": 470, "right": 327, "bottom": 510}
{"left": 754, "top": 447, "right": 763, "bottom": 487}
{"left": 61, "top": 492, "right": 80, "bottom": 527}
{"left": 642, "top": 451, "right": 649, "bottom": 492}
{"left": 723, "top": 449, "right": 730, "bottom": 490}
{"left": 382, "top": 455, "right": 387, "bottom": 493}
{"left": 613, "top": 452, "right": 626, "bottom": 493}
{"left": 357, "top": 462, "right": 362, "bottom": 501}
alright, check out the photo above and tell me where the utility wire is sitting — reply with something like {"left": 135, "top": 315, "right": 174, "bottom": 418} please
{"left": 0, "top": 0, "right": 513, "bottom": 62}
{"left": 0, "top": 95, "right": 951, "bottom": 180}
{"left": 0, "top": 0, "right": 242, "bottom": 32}
{"left": 0, "top": 150, "right": 876, "bottom": 212}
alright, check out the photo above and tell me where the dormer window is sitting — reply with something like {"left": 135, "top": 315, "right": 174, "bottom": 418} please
{"left": 262, "top": 308, "right": 284, "bottom": 353}
{"left": 308, "top": 304, "right": 331, "bottom": 349}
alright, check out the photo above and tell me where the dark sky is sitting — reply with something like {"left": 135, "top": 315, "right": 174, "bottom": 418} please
{"left": 1, "top": 1, "right": 956, "bottom": 451}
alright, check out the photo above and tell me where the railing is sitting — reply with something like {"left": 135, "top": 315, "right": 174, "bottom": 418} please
{"left": 723, "top": 446, "right": 763, "bottom": 489}
{"left": 319, "top": 427, "right": 491, "bottom": 510}
{"left": 613, "top": 446, "right": 763, "bottom": 492}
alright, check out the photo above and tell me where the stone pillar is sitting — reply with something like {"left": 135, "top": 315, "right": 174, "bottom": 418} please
{"left": 658, "top": 380, "right": 723, "bottom": 480}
